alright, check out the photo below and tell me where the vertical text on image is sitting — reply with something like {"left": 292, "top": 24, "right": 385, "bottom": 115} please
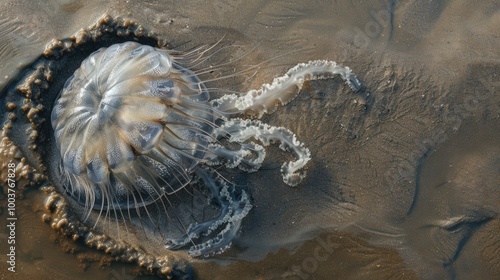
{"left": 6, "top": 161, "right": 17, "bottom": 272}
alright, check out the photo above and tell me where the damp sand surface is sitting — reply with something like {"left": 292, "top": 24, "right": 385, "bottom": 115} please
{"left": 1, "top": 0, "right": 499, "bottom": 279}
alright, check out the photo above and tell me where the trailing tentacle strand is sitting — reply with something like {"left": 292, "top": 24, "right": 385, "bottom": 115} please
{"left": 211, "top": 60, "right": 361, "bottom": 118}
{"left": 165, "top": 166, "right": 252, "bottom": 257}
{"left": 205, "top": 142, "right": 266, "bottom": 172}
{"left": 213, "top": 118, "right": 311, "bottom": 186}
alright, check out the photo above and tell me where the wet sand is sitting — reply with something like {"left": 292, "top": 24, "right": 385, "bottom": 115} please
{"left": 1, "top": 0, "right": 499, "bottom": 279}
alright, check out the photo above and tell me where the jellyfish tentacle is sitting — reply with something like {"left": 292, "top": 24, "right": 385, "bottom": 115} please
{"left": 213, "top": 118, "right": 311, "bottom": 186}
{"left": 205, "top": 142, "right": 266, "bottom": 172}
{"left": 165, "top": 167, "right": 252, "bottom": 257}
{"left": 212, "top": 60, "right": 361, "bottom": 118}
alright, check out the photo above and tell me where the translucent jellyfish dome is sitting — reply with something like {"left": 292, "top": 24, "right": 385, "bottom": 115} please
{"left": 51, "top": 42, "right": 214, "bottom": 211}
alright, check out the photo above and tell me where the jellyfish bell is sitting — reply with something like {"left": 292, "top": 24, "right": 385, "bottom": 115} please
{"left": 51, "top": 41, "right": 214, "bottom": 211}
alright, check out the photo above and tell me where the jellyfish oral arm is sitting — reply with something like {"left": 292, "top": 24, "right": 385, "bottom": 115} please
{"left": 165, "top": 166, "right": 252, "bottom": 257}
{"left": 212, "top": 60, "right": 361, "bottom": 118}
{"left": 211, "top": 118, "right": 311, "bottom": 186}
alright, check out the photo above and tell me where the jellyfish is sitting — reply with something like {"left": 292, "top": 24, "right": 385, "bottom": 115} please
{"left": 50, "top": 41, "right": 361, "bottom": 257}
